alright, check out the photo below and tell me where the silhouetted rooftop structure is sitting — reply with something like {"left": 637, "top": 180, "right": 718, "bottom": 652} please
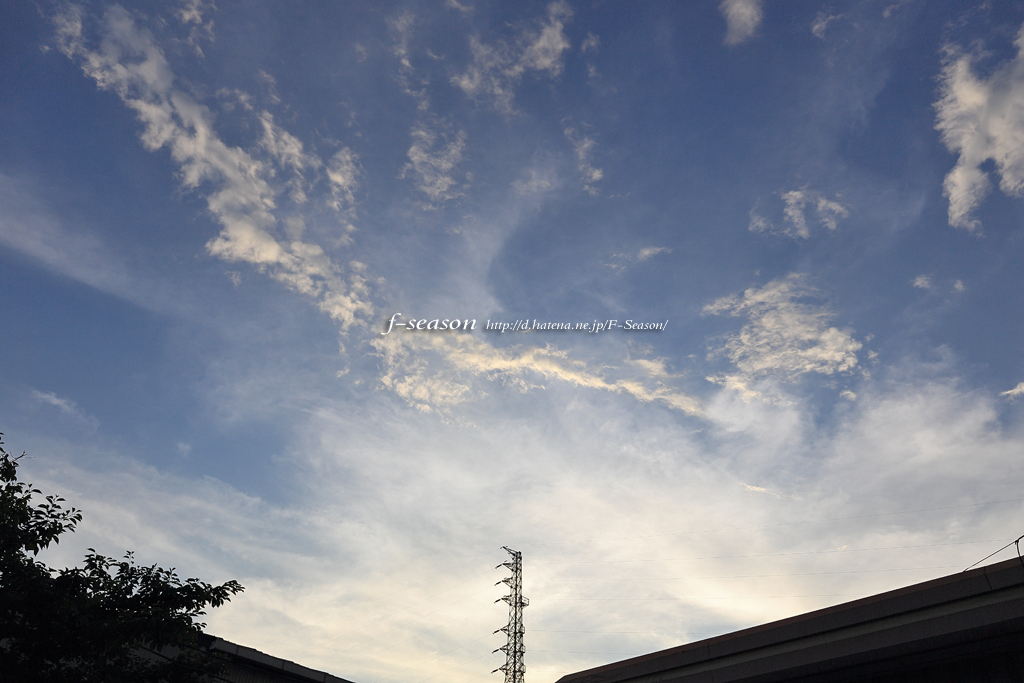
{"left": 556, "top": 557, "right": 1024, "bottom": 683}
{"left": 200, "top": 635, "right": 357, "bottom": 683}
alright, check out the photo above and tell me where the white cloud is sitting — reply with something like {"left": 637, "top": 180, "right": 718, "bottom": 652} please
{"left": 401, "top": 125, "right": 467, "bottom": 204}
{"left": 720, "top": 0, "right": 763, "bottom": 46}
{"left": 174, "top": 0, "right": 214, "bottom": 55}
{"left": 451, "top": 2, "right": 573, "bottom": 113}
{"left": 258, "top": 112, "right": 318, "bottom": 175}
{"left": 0, "top": 175, "right": 122, "bottom": 290}
{"left": 389, "top": 12, "right": 420, "bottom": 101}
{"left": 326, "top": 148, "right": 360, "bottom": 213}
{"left": 0, "top": 174, "right": 202, "bottom": 316}
{"left": 782, "top": 190, "right": 810, "bottom": 236}
{"left": 55, "top": 5, "right": 372, "bottom": 330}
{"left": 747, "top": 212, "right": 771, "bottom": 234}
{"left": 815, "top": 196, "right": 849, "bottom": 231}
{"left": 749, "top": 189, "right": 849, "bottom": 239}
{"left": 518, "top": 2, "right": 573, "bottom": 74}
{"left": 216, "top": 87, "right": 254, "bottom": 112}
{"left": 563, "top": 124, "right": 603, "bottom": 193}
{"left": 1001, "top": 382, "right": 1024, "bottom": 399}
{"left": 829, "top": 378, "right": 1023, "bottom": 505}
{"left": 388, "top": 14, "right": 467, "bottom": 208}
{"left": 605, "top": 246, "right": 672, "bottom": 271}
{"left": 811, "top": 12, "right": 843, "bottom": 39}
{"left": 258, "top": 111, "right": 324, "bottom": 203}
{"left": 371, "top": 332, "right": 703, "bottom": 417}
{"left": 743, "top": 483, "right": 791, "bottom": 499}
{"left": 30, "top": 390, "right": 98, "bottom": 429}
{"left": 934, "top": 24, "right": 1024, "bottom": 231}
{"left": 581, "top": 32, "right": 599, "bottom": 53}
{"left": 445, "top": 0, "right": 474, "bottom": 14}
{"left": 16, "top": 355, "right": 1024, "bottom": 683}
{"left": 637, "top": 246, "right": 671, "bottom": 261}
{"left": 704, "top": 274, "right": 862, "bottom": 384}
{"left": 912, "top": 275, "right": 931, "bottom": 290}
{"left": 42, "top": 6, "right": 1024, "bottom": 682}
{"left": 511, "top": 167, "right": 557, "bottom": 195}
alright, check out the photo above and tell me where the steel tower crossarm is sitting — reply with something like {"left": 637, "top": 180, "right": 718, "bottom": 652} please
{"left": 492, "top": 546, "right": 528, "bottom": 683}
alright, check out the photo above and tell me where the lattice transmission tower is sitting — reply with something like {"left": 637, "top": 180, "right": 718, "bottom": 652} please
{"left": 493, "top": 546, "right": 529, "bottom": 683}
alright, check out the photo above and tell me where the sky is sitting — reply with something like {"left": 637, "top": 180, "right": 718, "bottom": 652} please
{"left": 2, "top": 0, "right": 1024, "bottom": 681}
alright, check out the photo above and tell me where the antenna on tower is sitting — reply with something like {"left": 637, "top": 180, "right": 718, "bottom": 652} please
{"left": 492, "top": 546, "right": 529, "bottom": 683}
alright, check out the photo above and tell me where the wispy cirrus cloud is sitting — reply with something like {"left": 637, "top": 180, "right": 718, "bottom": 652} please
{"left": 174, "top": 0, "right": 214, "bottom": 55}
{"left": 26, "top": 356, "right": 1024, "bottom": 683}
{"left": 451, "top": 2, "right": 573, "bottom": 113}
{"left": 562, "top": 123, "right": 603, "bottom": 194}
{"left": 31, "top": 390, "right": 99, "bottom": 430}
{"left": 401, "top": 124, "right": 468, "bottom": 205}
{"left": 605, "top": 246, "right": 672, "bottom": 272}
{"left": 934, "top": 23, "right": 1024, "bottom": 231}
{"left": 371, "top": 332, "right": 703, "bottom": 417}
{"left": 749, "top": 190, "right": 849, "bottom": 239}
{"left": 0, "top": 175, "right": 127, "bottom": 295}
{"left": 719, "top": 0, "right": 763, "bottom": 46}
{"left": 704, "top": 275, "right": 863, "bottom": 395}
{"left": 811, "top": 11, "right": 844, "bottom": 39}
{"left": 637, "top": 246, "right": 670, "bottom": 261}
{"left": 912, "top": 275, "right": 932, "bottom": 290}
{"left": 55, "top": 5, "right": 372, "bottom": 330}
{"left": 389, "top": 13, "right": 468, "bottom": 207}
{"left": 258, "top": 111, "right": 335, "bottom": 204}
{"left": 1001, "top": 382, "right": 1024, "bottom": 399}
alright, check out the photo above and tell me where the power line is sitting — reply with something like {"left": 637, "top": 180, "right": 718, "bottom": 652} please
{"left": 531, "top": 650, "right": 645, "bottom": 656}
{"left": 532, "top": 630, "right": 725, "bottom": 635}
{"left": 549, "top": 565, "right": 960, "bottom": 582}
{"left": 521, "top": 498, "right": 1022, "bottom": 547}
{"left": 963, "top": 532, "right": 1024, "bottom": 571}
{"left": 537, "top": 538, "right": 1012, "bottom": 565}
{"left": 545, "top": 594, "right": 866, "bottom": 601}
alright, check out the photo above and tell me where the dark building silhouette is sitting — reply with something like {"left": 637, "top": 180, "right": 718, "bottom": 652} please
{"left": 556, "top": 557, "right": 1024, "bottom": 683}
{"left": 199, "top": 636, "right": 357, "bottom": 683}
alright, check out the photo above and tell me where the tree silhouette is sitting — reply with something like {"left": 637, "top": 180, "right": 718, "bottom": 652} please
{"left": 0, "top": 433, "right": 243, "bottom": 682}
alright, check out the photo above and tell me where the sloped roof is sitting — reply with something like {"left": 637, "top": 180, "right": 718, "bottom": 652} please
{"left": 205, "top": 636, "right": 357, "bottom": 683}
{"left": 556, "top": 557, "right": 1024, "bottom": 683}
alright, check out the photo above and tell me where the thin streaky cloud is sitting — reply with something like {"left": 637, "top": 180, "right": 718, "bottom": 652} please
{"left": 30, "top": 390, "right": 98, "bottom": 429}
{"left": 637, "top": 247, "right": 671, "bottom": 261}
{"left": 563, "top": 123, "right": 603, "bottom": 194}
{"left": 371, "top": 333, "right": 704, "bottom": 417}
{"left": 1001, "top": 382, "right": 1024, "bottom": 399}
{"left": 811, "top": 12, "right": 843, "bottom": 39}
{"left": 605, "top": 246, "right": 671, "bottom": 272}
{"left": 54, "top": 4, "right": 373, "bottom": 330}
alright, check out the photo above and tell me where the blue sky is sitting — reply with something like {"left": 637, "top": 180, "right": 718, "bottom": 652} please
{"left": 3, "top": 1, "right": 1024, "bottom": 681}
